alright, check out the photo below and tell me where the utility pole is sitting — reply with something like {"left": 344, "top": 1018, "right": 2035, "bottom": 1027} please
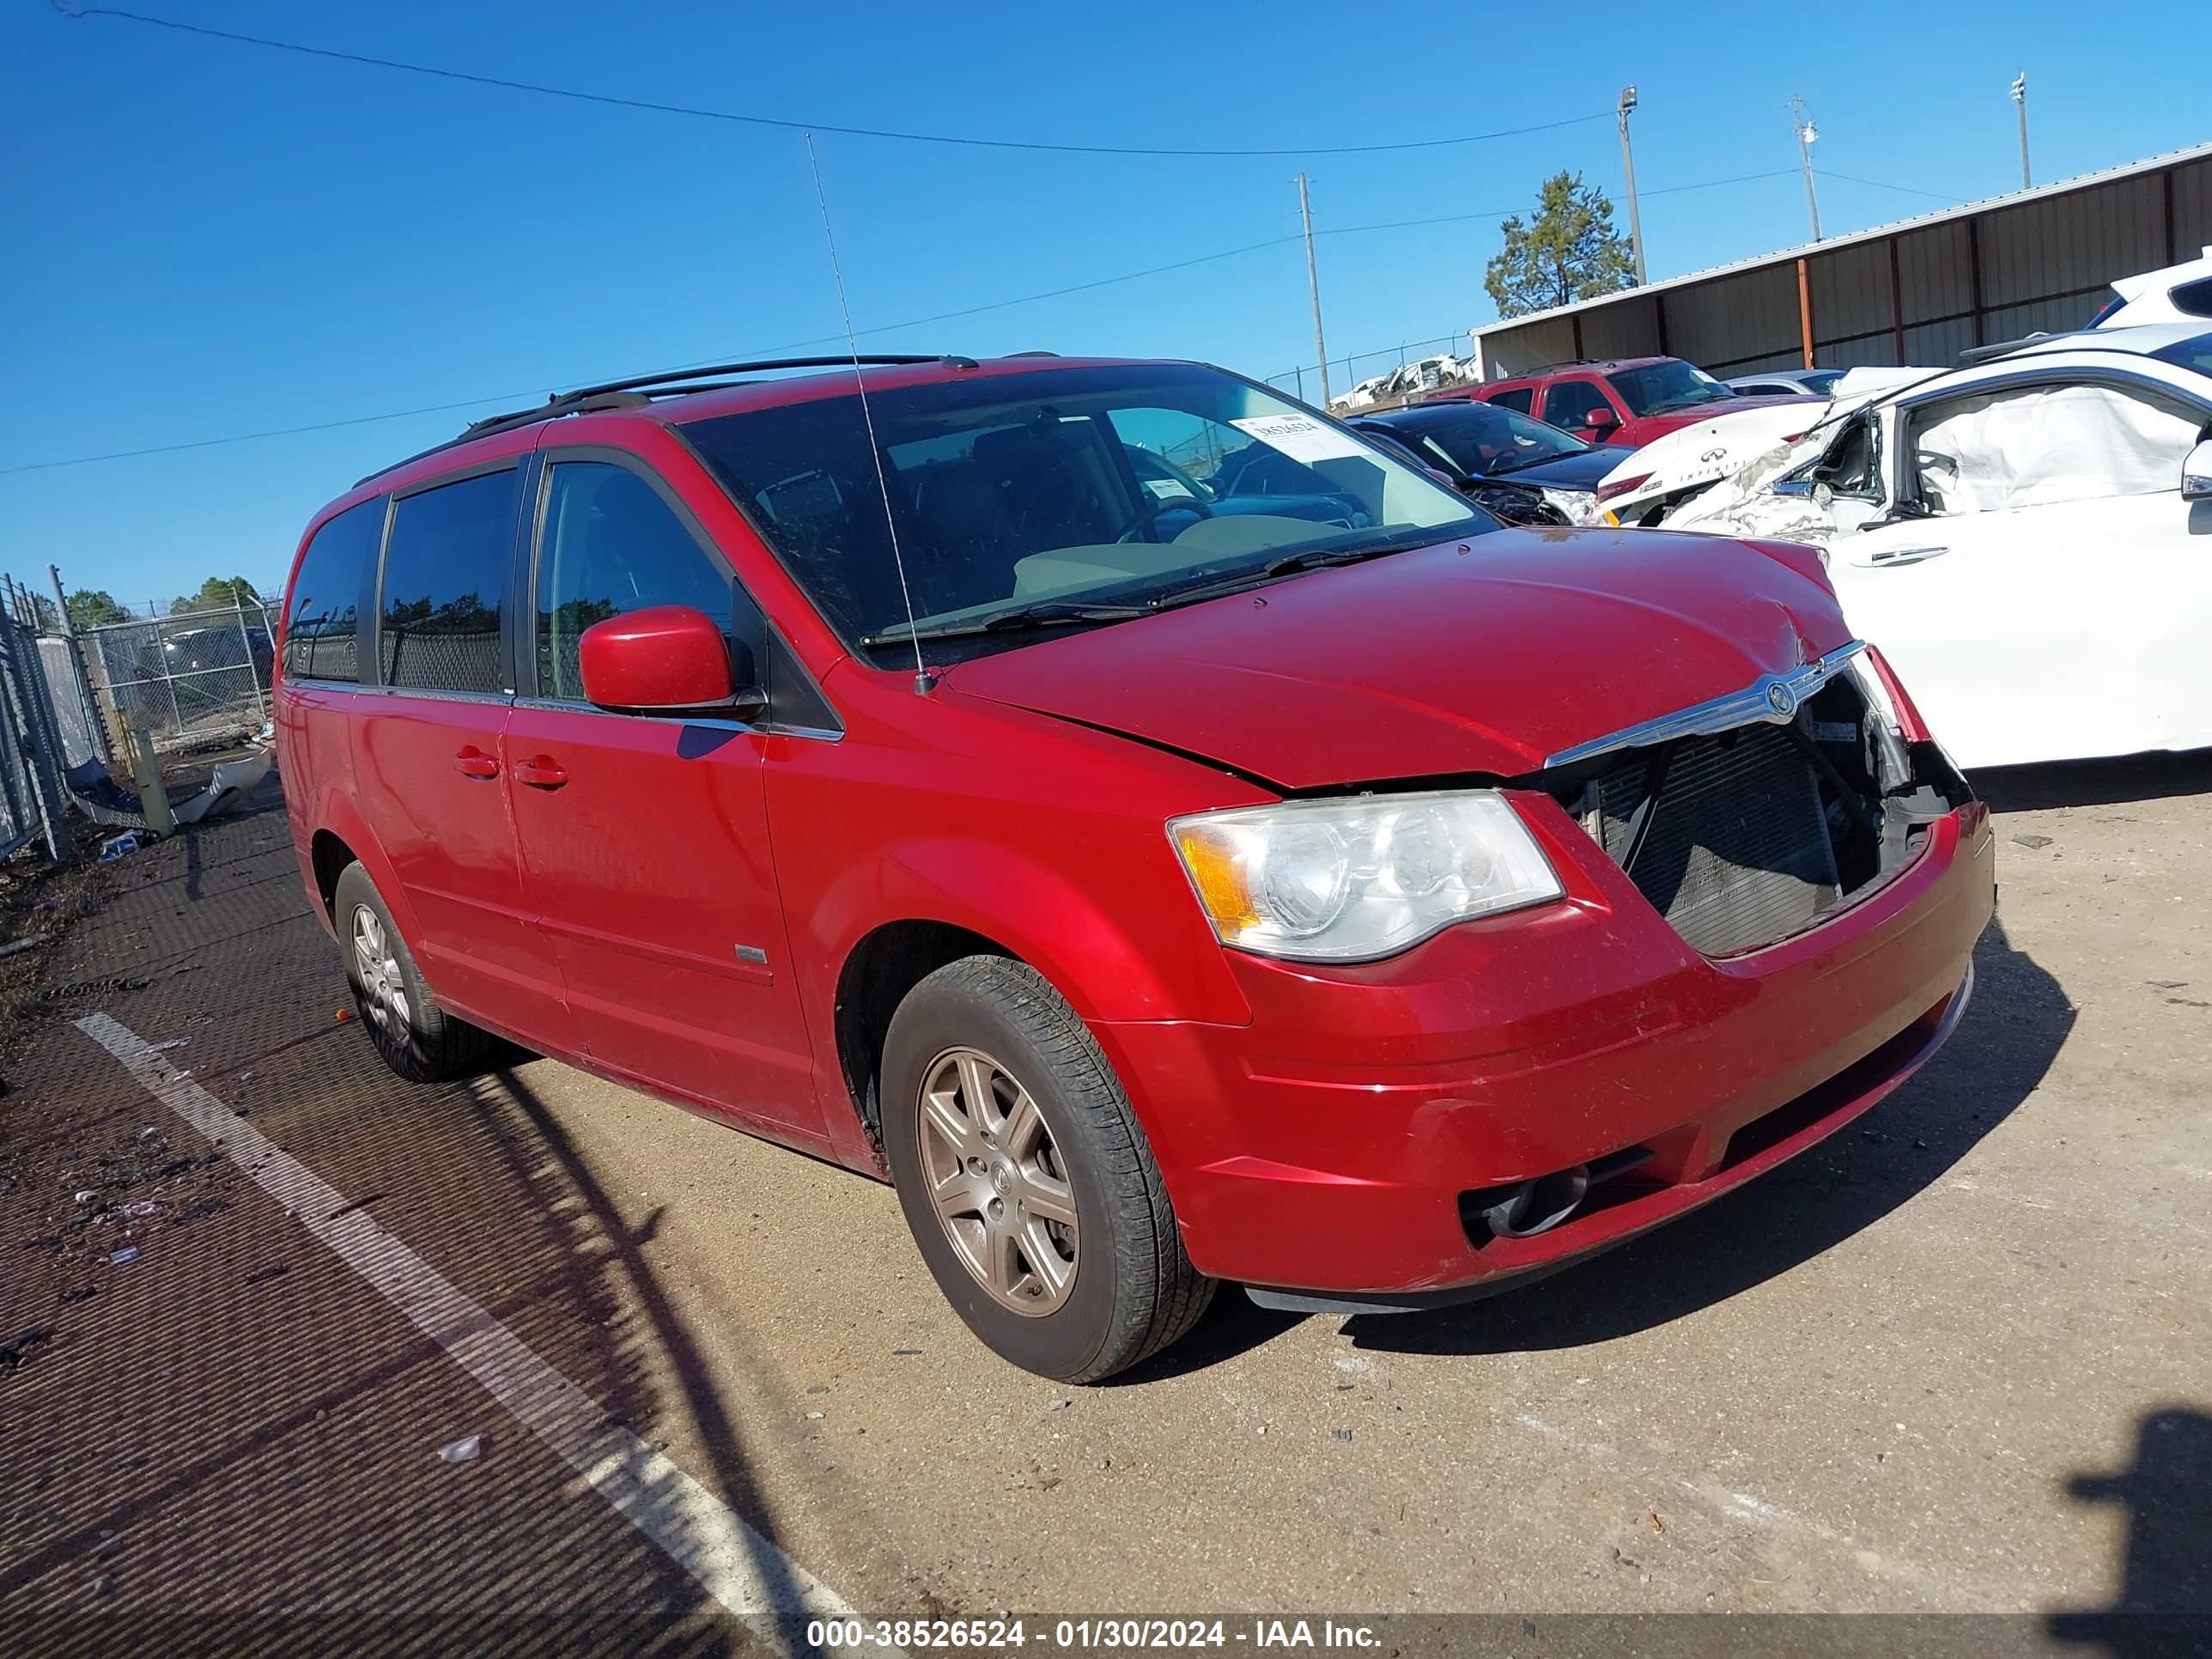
{"left": 1296, "top": 173, "right": 1333, "bottom": 407}
{"left": 2010, "top": 73, "right": 2031, "bottom": 190}
{"left": 1616, "top": 86, "right": 1646, "bottom": 285}
{"left": 1790, "top": 96, "right": 1822, "bottom": 241}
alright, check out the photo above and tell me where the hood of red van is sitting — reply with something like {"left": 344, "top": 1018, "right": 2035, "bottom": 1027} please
{"left": 942, "top": 529, "right": 1847, "bottom": 791}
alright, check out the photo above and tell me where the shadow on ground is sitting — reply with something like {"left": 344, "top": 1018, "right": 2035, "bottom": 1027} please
{"left": 1130, "top": 904, "right": 2070, "bottom": 1378}
{"left": 1973, "top": 749, "right": 2212, "bottom": 813}
{"left": 0, "top": 792, "right": 808, "bottom": 1654}
{"left": 2049, "top": 1407, "right": 2212, "bottom": 1657}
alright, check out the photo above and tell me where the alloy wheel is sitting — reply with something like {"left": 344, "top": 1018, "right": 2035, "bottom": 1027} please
{"left": 349, "top": 903, "right": 410, "bottom": 1035}
{"left": 914, "top": 1046, "right": 1079, "bottom": 1315}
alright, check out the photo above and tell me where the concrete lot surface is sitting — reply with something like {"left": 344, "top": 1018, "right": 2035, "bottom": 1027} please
{"left": 1, "top": 758, "right": 2206, "bottom": 1655}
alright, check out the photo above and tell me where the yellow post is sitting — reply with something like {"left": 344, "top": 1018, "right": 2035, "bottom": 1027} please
{"left": 128, "top": 726, "right": 175, "bottom": 838}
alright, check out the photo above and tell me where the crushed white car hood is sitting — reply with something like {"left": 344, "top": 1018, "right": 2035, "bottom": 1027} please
{"left": 1602, "top": 368, "right": 1942, "bottom": 535}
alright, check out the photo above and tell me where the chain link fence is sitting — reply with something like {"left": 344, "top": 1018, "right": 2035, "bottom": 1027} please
{"left": 0, "top": 607, "right": 76, "bottom": 863}
{"left": 1262, "top": 334, "right": 1476, "bottom": 411}
{"left": 77, "top": 598, "right": 275, "bottom": 752}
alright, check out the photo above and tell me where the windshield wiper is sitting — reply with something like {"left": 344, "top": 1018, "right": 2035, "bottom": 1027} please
{"left": 1147, "top": 535, "right": 1436, "bottom": 610}
{"left": 870, "top": 599, "right": 1151, "bottom": 645}
{"left": 873, "top": 533, "right": 1449, "bottom": 645}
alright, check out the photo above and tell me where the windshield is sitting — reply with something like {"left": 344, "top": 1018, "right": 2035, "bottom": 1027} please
{"left": 1388, "top": 404, "right": 1588, "bottom": 476}
{"left": 1797, "top": 368, "right": 1844, "bottom": 396}
{"left": 678, "top": 362, "right": 1487, "bottom": 660}
{"left": 1610, "top": 359, "right": 1737, "bottom": 417}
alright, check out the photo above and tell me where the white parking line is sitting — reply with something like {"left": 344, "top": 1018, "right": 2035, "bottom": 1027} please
{"left": 77, "top": 1012, "right": 882, "bottom": 1656}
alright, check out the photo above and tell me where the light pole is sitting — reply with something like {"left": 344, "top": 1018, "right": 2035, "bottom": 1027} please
{"left": 2010, "top": 73, "right": 2031, "bottom": 190}
{"left": 1296, "top": 173, "right": 1332, "bottom": 407}
{"left": 1616, "top": 86, "right": 1646, "bottom": 285}
{"left": 1790, "top": 95, "right": 1822, "bottom": 241}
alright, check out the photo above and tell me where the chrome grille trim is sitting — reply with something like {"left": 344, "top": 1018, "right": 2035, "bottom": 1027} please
{"left": 1543, "top": 640, "right": 1869, "bottom": 770}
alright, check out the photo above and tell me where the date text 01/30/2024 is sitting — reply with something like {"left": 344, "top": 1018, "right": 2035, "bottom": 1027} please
{"left": 805, "top": 1618, "right": 1382, "bottom": 1650}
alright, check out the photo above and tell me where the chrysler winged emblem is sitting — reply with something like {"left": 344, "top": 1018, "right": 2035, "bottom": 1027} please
{"left": 1764, "top": 678, "right": 1800, "bottom": 720}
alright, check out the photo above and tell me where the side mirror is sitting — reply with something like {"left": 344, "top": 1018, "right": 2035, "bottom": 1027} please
{"left": 2185, "top": 438, "right": 2212, "bottom": 502}
{"left": 1583, "top": 406, "right": 1620, "bottom": 434}
{"left": 578, "top": 605, "right": 767, "bottom": 721}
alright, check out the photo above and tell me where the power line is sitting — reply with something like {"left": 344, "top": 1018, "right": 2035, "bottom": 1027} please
{"left": 55, "top": 5, "right": 1613, "bottom": 159}
{"left": 3, "top": 162, "right": 1960, "bottom": 477}
{"left": 0, "top": 235, "right": 1310, "bottom": 476}
{"left": 1311, "top": 172, "right": 1803, "bottom": 240}
{"left": 1813, "top": 169, "right": 1964, "bottom": 204}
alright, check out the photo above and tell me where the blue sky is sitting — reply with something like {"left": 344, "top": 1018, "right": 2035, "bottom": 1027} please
{"left": 4, "top": 0, "right": 2209, "bottom": 605}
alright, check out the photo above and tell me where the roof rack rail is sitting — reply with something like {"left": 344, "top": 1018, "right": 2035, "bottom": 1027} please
{"left": 357, "top": 354, "right": 957, "bottom": 485}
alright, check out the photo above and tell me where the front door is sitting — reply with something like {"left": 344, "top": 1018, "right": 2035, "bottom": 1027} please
{"left": 502, "top": 451, "right": 822, "bottom": 1133}
{"left": 1830, "top": 374, "right": 2212, "bottom": 768}
{"left": 352, "top": 464, "right": 567, "bottom": 1039}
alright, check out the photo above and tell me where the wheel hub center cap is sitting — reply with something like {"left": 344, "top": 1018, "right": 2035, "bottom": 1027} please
{"left": 989, "top": 1159, "right": 1016, "bottom": 1199}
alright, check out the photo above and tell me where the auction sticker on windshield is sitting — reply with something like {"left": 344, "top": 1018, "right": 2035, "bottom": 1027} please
{"left": 1230, "top": 413, "right": 1370, "bottom": 465}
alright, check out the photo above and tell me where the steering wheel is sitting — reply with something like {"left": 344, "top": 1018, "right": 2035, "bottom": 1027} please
{"left": 1115, "top": 489, "right": 1214, "bottom": 544}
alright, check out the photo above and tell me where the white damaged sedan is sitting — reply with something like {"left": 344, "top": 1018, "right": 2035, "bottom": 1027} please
{"left": 1607, "top": 325, "right": 2212, "bottom": 769}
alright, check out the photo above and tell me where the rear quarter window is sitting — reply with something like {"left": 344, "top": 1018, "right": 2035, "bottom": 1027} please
{"left": 379, "top": 469, "right": 520, "bottom": 695}
{"left": 283, "top": 497, "right": 383, "bottom": 684}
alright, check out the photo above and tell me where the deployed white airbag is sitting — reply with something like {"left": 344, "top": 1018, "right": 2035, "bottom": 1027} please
{"left": 1911, "top": 383, "right": 2201, "bottom": 514}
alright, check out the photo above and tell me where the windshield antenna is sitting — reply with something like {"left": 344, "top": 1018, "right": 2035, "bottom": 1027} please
{"left": 805, "top": 133, "right": 931, "bottom": 696}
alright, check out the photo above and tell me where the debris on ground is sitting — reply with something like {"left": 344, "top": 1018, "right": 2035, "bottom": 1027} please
{"left": 108, "top": 1247, "right": 139, "bottom": 1265}
{"left": 0, "top": 1326, "right": 53, "bottom": 1375}
{"left": 1332, "top": 1429, "right": 1353, "bottom": 1443}
{"left": 437, "top": 1435, "right": 483, "bottom": 1465}
{"left": 98, "top": 833, "right": 143, "bottom": 863}
{"left": 2011, "top": 834, "right": 2055, "bottom": 849}
{"left": 173, "top": 748, "right": 275, "bottom": 827}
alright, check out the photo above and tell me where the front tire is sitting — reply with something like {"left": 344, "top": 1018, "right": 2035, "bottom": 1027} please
{"left": 880, "top": 956, "right": 1214, "bottom": 1382}
{"left": 333, "top": 862, "right": 503, "bottom": 1084}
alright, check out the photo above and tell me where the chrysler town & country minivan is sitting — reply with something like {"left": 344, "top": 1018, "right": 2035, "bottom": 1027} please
{"left": 276, "top": 354, "right": 1994, "bottom": 1380}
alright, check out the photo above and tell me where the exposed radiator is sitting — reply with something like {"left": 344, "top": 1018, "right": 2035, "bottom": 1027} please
{"left": 1588, "top": 724, "right": 1840, "bottom": 956}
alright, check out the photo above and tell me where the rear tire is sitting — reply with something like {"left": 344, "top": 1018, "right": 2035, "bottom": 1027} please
{"left": 333, "top": 862, "right": 503, "bottom": 1084}
{"left": 880, "top": 956, "right": 1214, "bottom": 1382}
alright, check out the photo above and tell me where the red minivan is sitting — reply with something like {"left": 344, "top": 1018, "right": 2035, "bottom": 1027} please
{"left": 276, "top": 354, "right": 1994, "bottom": 1381}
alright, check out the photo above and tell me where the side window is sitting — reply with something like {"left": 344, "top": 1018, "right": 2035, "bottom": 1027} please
{"left": 536, "top": 462, "right": 735, "bottom": 702}
{"left": 1905, "top": 380, "right": 2208, "bottom": 516}
{"left": 1808, "top": 416, "right": 1882, "bottom": 501}
{"left": 1486, "top": 386, "right": 1534, "bottom": 415}
{"left": 283, "top": 497, "right": 382, "bottom": 683}
{"left": 1540, "top": 380, "right": 1610, "bottom": 428}
{"left": 380, "top": 469, "right": 518, "bottom": 695}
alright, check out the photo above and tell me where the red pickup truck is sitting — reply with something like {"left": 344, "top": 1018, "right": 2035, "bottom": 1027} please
{"left": 1445, "top": 356, "right": 1817, "bottom": 449}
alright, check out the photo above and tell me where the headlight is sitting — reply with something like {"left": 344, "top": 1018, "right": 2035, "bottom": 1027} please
{"left": 1168, "top": 790, "right": 1564, "bottom": 963}
{"left": 1539, "top": 486, "right": 1600, "bottom": 526}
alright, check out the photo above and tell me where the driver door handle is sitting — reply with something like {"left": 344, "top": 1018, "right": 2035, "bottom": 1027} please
{"left": 512, "top": 755, "right": 568, "bottom": 791}
{"left": 1865, "top": 544, "right": 1949, "bottom": 567}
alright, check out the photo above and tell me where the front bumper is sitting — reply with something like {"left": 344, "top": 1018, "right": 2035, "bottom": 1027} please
{"left": 1091, "top": 796, "right": 1996, "bottom": 1302}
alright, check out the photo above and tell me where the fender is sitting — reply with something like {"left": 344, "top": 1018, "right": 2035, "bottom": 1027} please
{"left": 802, "top": 838, "right": 1254, "bottom": 1030}
{"left": 302, "top": 785, "right": 426, "bottom": 951}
